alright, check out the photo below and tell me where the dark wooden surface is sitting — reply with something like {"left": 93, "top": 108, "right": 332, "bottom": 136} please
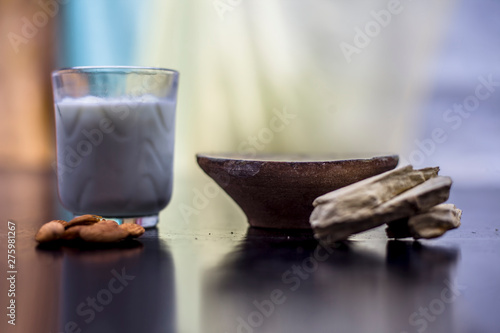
{"left": 1, "top": 170, "right": 500, "bottom": 333}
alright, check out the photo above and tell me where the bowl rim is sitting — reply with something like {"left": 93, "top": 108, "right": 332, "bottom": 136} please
{"left": 196, "top": 153, "right": 399, "bottom": 165}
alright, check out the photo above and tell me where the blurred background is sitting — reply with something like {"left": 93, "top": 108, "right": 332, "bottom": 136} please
{"left": 0, "top": 0, "right": 499, "bottom": 183}
{"left": 1, "top": 2, "right": 499, "bottom": 333}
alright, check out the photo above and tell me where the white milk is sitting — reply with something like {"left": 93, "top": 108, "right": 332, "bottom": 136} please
{"left": 55, "top": 96, "right": 176, "bottom": 217}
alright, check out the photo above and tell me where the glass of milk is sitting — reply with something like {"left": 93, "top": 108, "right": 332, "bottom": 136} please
{"left": 52, "top": 67, "right": 179, "bottom": 227}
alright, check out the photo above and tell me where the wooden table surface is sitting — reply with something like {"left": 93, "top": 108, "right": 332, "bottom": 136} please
{"left": 1, "top": 170, "right": 500, "bottom": 333}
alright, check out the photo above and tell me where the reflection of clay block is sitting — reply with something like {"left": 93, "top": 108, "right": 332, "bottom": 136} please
{"left": 387, "top": 204, "right": 462, "bottom": 239}
{"left": 310, "top": 165, "right": 452, "bottom": 244}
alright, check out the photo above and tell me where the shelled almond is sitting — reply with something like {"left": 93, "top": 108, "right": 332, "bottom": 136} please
{"left": 35, "top": 215, "right": 145, "bottom": 244}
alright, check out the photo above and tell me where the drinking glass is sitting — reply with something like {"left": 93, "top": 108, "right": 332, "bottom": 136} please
{"left": 52, "top": 66, "right": 179, "bottom": 227}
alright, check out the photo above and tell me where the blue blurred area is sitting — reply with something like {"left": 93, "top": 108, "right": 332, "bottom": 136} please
{"left": 419, "top": 0, "right": 500, "bottom": 185}
{"left": 59, "top": 0, "right": 143, "bottom": 67}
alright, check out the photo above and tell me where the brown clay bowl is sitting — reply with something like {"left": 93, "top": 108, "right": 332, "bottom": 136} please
{"left": 196, "top": 153, "right": 399, "bottom": 229}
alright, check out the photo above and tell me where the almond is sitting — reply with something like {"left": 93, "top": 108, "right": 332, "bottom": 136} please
{"left": 53, "top": 220, "right": 69, "bottom": 228}
{"left": 119, "top": 223, "right": 145, "bottom": 238}
{"left": 35, "top": 221, "right": 65, "bottom": 243}
{"left": 67, "top": 214, "right": 103, "bottom": 228}
{"left": 61, "top": 225, "right": 86, "bottom": 240}
{"left": 79, "top": 223, "right": 129, "bottom": 243}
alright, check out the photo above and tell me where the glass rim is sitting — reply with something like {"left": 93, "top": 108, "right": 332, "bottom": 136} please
{"left": 52, "top": 66, "right": 179, "bottom": 77}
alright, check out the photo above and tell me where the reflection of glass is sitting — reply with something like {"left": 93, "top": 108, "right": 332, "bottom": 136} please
{"left": 52, "top": 67, "right": 179, "bottom": 227}
{"left": 59, "top": 228, "right": 176, "bottom": 332}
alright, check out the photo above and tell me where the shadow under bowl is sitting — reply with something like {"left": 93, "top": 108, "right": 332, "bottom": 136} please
{"left": 196, "top": 153, "right": 399, "bottom": 229}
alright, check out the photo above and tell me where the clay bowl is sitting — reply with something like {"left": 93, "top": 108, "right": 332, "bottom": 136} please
{"left": 196, "top": 153, "right": 399, "bottom": 229}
